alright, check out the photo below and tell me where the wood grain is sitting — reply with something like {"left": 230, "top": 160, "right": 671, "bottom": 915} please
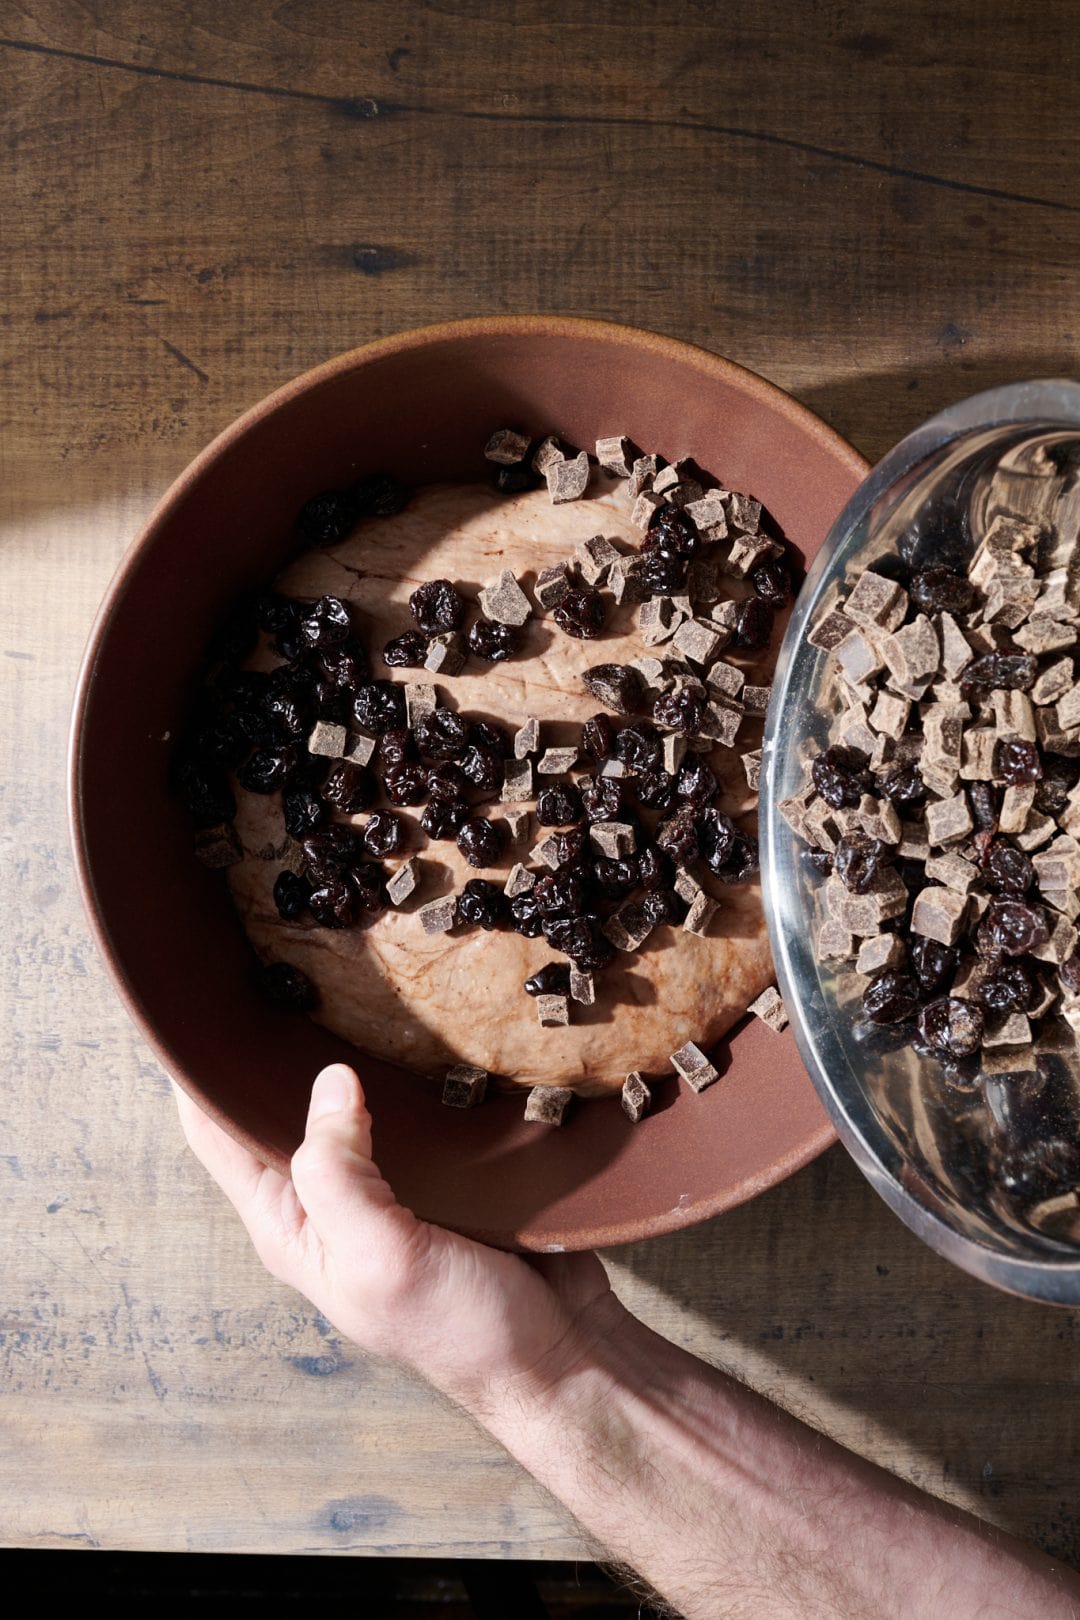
{"left": 2, "top": 0, "right": 1079, "bottom": 1562}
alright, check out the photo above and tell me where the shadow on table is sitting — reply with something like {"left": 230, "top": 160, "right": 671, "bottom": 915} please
{"left": 606, "top": 1145, "right": 1080, "bottom": 1569}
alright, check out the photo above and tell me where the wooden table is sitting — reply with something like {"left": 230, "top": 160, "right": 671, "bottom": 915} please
{"left": 4, "top": 0, "right": 1079, "bottom": 1565}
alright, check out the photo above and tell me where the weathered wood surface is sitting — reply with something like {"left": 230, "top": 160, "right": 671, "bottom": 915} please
{"left": 2, "top": 0, "right": 1078, "bottom": 1561}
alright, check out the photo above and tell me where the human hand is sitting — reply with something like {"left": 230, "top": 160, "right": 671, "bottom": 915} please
{"left": 174, "top": 1063, "right": 627, "bottom": 1414}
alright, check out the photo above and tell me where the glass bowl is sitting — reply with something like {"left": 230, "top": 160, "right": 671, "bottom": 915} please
{"left": 761, "top": 380, "right": 1080, "bottom": 1304}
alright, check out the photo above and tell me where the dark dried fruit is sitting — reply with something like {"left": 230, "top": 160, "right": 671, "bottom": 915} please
{"left": 272, "top": 870, "right": 311, "bottom": 921}
{"left": 910, "top": 937, "right": 955, "bottom": 996}
{"left": 993, "top": 737, "right": 1043, "bottom": 786}
{"left": 985, "top": 838, "right": 1034, "bottom": 896}
{"left": 409, "top": 579, "right": 465, "bottom": 635}
{"left": 460, "top": 744, "right": 503, "bottom": 793}
{"left": 592, "top": 856, "right": 639, "bottom": 899}
{"left": 362, "top": 811, "right": 404, "bottom": 859}
{"left": 319, "top": 638, "right": 369, "bottom": 690}
{"left": 615, "top": 724, "right": 662, "bottom": 772}
{"left": 509, "top": 891, "right": 545, "bottom": 937}
{"left": 712, "top": 831, "right": 759, "bottom": 884}
{"left": 414, "top": 707, "right": 469, "bottom": 761}
{"left": 534, "top": 871, "right": 587, "bottom": 917}
{"left": 301, "top": 825, "right": 365, "bottom": 881}
{"left": 967, "top": 781, "right": 1000, "bottom": 832}
{"left": 999, "top": 1139, "right": 1080, "bottom": 1202}
{"left": 862, "top": 970, "right": 919, "bottom": 1024}
{"left": 803, "top": 849, "right": 835, "bottom": 874}
{"left": 420, "top": 800, "right": 468, "bottom": 839}
{"left": 353, "top": 681, "right": 407, "bottom": 735}
{"left": 580, "top": 774, "right": 625, "bottom": 823}
{"left": 812, "top": 745, "right": 870, "bottom": 810}
{"left": 656, "top": 805, "right": 700, "bottom": 864}
{"left": 456, "top": 815, "right": 503, "bottom": 868}
{"left": 379, "top": 727, "right": 415, "bottom": 770}
{"left": 976, "top": 962, "right": 1034, "bottom": 1014}
{"left": 383, "top": 764, "right": 427, "bottom": 806}
{"left": 1034, "top": 757, "right": 1080, "bottom": 819}
{"left": 1061, "top": 950, "right": 1080, "bottom": 994}
{"left": 176, "top": 758, "right": 236, "bottom": 827}
{"left": 495, "top": 461, "right": 538, "bottom": 494}
{"left": 264, "top": 686, "right": 309, "bottom": 740}
{"left": 382, "top": 631, "right": 429, "bottom": 668}
{"left": 676, "top": 760, "right": 719, "bottom": 807}
{"left": 350, "top": 862, "right": 386, "bottom": 915}
{"left": 694, "top": 805, "right": 738, "bottom": 872}
{"left": 256, "top": 591, "right": 300, "bottom": 635}
{"left": 536, "top": 783, "right": 584, "bottom": 826}
{"left": 458, "top": 878, "right": 507, "bottom": 930}
{"left": 467, "top": 619, "right": 518, "bottom": 662}
{"left": 633, "top": 769, "right": 677, "bottom": 811}
{"left": 282, "top": 784, "right": 326, "bottom": 839}
{"left": 733, "top": 597, "right": 773, "bottom": 650}
{"left": 642, "top": 887, "right": 681, "bottom": 927}
{"left": 637, "top": 845, "right": 673, "bottom": 891}
{"left": 582, "top": 664, "right": 643, "bottom": 715}
{"left": 543, "top": 914, "right": 614, "bottom": 969}
{"left": 237, "top": 745, "right": 302, "bottom": 794}
{"left": 977, "top": 898, "right": 1050, "bottom": 958}
{"left": 749, "top": 557, "right": 789, "bottom": 607}
{"left": 426, "top": 762, "right": 468, "bottom": 802}
{"left": 350, "top": 472, "right": 409, "bottom": 518}
{"left": 834, "top": 833, "right": 891, "bottom": 895}
{"left": 879, "top": 763, "right": 926, "bottom": 806}
{"left": 308, "top": 877, "right": 361, "bottom": 928}
{"left": 468, "top": 720, "right": 511, "bottom": 757}
{"left": 554, "top": 587, "right": 606, "bottom": 639}
{"left": 524, "top": 962, "right": 571, "bottom": 997}
{"left": 299, "top": 595, "right": 352, "bottom": 651}
{"left": 644, "top": 502, "right": 699, "bottom": 559}
{"left": 910, "top": 567, "right": 976, "bottom": 616}
{"left": 296, "top": 489, "right": 354, "bottom": 546}
{"left": 641, "top": 551, "right": 686, "bottom": 595}
{"left": 917, "top": 996, "right": 984, "bottom": 1058}
{"left": 257, "top": 961, "right": 317, "bottom": 1010}
{"left": 549, "top": 827, "right": 590, "bottom": 868}
{"left": 961, "top": 652, "right": 1038, "bottom": 693}
{"left": 322, "top": 762, "right": 375, "bottom": 813}
{"left": 652, "top": 688, "right": 704, "bottom": 736}
{"left": 581, "top": 713, "right": 616, "bottom": 760}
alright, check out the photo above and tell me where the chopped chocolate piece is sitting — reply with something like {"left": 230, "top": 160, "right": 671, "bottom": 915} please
{"left": 662, "top": 733, "right": 688, "bottom": 775}
{"left": 882, "top": 614, "right": 940, "bottom": 686}
{"left": 724, "top": 534, "right": 784, "bottom": 579}
{"left": 670, "top": 1040, "right": 719, "bottom": 1093}
{"left": 423, "top": 631, "right": 465, "bottom": 676}
{"left": 632, "top": 490, "right": 665, "bottom": 529}
{"left": 1015, "top": 811, "right": 1057, "bottom": 850}
{"left": 403, "top": 682, "right": 437, "bottom": 729}
{"left": 869, "top": 691, "right": 911, "bottom": 740}
{"left": 1031, "top": 658, "right": 1075, "bottom": 706}
{"left": 854, "top": 793, "right": 902, "bottom": 844}
{"left": 959, "top": 728, "right": 996, "bottom": 782}
{"left": 818, "top": 917, "right": 856, "bottom": 961}
{"left": 1030, "top": 913, "right": 1079, "bottom": 964}
{"left": 628, "top": 454, "right": 659, "bottom": 497}
{"left": 912, "top": 885, "right": 969, "bottom": 946}
{"left": 546, "top": 450, "right": 590, "bottom": 504}
{"left": 843, "top": 570, "right": 909, "bottom": 631}
{"left": 582, "top": 662, "right": 644, "bottom": 715}
{"left": 982, "top": 1012, "right": 1032, "bottom": 1049}
{"left": 194, "top": 822, "right": 243, "bottom": 868}
{"left": 608, "top": 557, "right": 644, "bottom": 605}
{"left": 385, "top": 857, "right": 419, "bottom": 906}
{"left": 531, "top": 435, "right": 564, "bottom": 472}
{"left": 575, "top": 534, "right": 622, "bottom": 585}
{"left": 924, "top": 851, "right": 979, "bottom": 893}
{"left": 590, "top": 820, "right": 637, "bottom": 859}
{"left": 981, "top": 1045, "right": 1038, "bottom": 1076}
{"left": 534, "top": 563, "right": 572, "bottom": 610}
{"left": 991, "top": 689, "right": 1037, "bottom": 742}
{"left": 741, "top": 749, "right": 762, "bottom": 792}
{"left": 683, "top": 489, "right": 729, "bottom": 540}
{"left": 742, "top": 685, "right": 772, "bottom": 716}
{"left": 683, "top": 891, "right": 719, "bottom": 936}
{"left": 621, "top": 1072, "right": 651, "bottom": 1123}
{"left": 698, "top": 701, "right": 743, "bottom": 748}
{"left": 512, "top": 717, "right": 540, "bottom": 760}
{"left": 1057, "top": 682, "right": 1080, "bottom": 732}
{"left": 501, "top": 759, "right": 534, "bottom": 802}
{"left": 998, "top": 783, "right": 1037, "bottom": 833}
{"left": 833, "top": 630, "right": 885, "bottom": 685}
{"left": 706, "top": 659, "right": 745, "bottom": 700}
{"left": 725, "top": 492, "right": 762, "bottom": 534}
{"left": 530, "top": 833, "right": 563, "bottom": 871}
{"left": 599, "top": 757, "right": 635, "bottom": 780}
{"left": 536, "top": 993, "right": 570, "bottom": 1027}
{"left": 308, "top": 719, "right": 347, "bottom": 758}
{"left": 483, "top": 428, "right": 531, "bottom": 464}
{"left": 748, "top": 985, "right": 788, "bottom": 1032}
{"left": 417, "top": 894, "right": 457, "bottom": 935}
{"left": 808, "top": 608, "right": 856, "bottom": 653}
{"left": 1014, "top": 617, "right": 1077, "bottom": 654}
{"left": 595, "top": 435, "right": 634, "bottom": 477}
{"left": 442, "top": 1065, "right": 488, "bottom": 1108}
{"left": 855, "top": 932, "right": 906, "bottom": 975}
{"left": 478, "top": 569, "right": 532, "bottom": 627}
{"left": 569, "top": 966, "right": 595, "bottom": 1005}
{"left": 686, "top": 558, "right": 720, "bottom": 607}
{"left": 926, "top": 792, "right": 975, "bottom": 846}
{"left": 603, "top": 899, "right": 654, "bottom": 952}
{"left": 504, "top": 862, "right": 536, "bottom": 898}
{"left": 538, "top": 746, "right": 579, "bottom": 775}
{"left": 524, "top": 1084, "right": 573, "bottom": 1124}
{"left": 651, "top": 465, "right": 680, "bottom": 496}
{"left": 341, "top": 731, "right": 376, "bottom": 767}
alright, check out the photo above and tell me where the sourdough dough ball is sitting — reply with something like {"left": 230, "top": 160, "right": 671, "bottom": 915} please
{"left": 228, "top": 481, "right": 778, "bottom": 1098}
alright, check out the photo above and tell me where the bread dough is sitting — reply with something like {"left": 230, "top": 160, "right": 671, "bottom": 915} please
{"left": 228, "top": 480, "right": 779, "bottom": 1097}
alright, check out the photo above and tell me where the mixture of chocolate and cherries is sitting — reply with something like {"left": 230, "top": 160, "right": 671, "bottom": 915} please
{"left": 781, "top": 458, "right": 1080, "bottom": 1207}
{"left": 176, "top": 430, "right": 792, "bottom": 1125}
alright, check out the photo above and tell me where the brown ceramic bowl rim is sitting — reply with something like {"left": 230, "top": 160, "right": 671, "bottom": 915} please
{"left": 69, "top": 314, "right": 866, "bottom": 1241}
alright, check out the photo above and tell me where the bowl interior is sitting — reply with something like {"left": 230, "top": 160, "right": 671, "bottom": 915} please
{"left": 762, "top": 381, "right": 1080, "bottom": 1300}
{"left": 72, "top": 318, "right": 865, "bottom": 1250}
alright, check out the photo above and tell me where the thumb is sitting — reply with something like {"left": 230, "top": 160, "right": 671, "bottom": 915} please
{"left": 290, "top": 1064, "right": 400, "bottom": 1237}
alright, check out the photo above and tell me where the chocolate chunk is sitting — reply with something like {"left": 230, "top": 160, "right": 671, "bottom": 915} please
{"left": 724, "top": 534, "right": 784, "bottom": 579}
{"left": 662, "top": 733, "right": 687, "bottom": 775}
{"left": 747, "top": 985, "right": 788, "bottom": 1032}
{"left": 308, "top": 720, "right": 347, "bottom": 758}
{"left": 924, "top": 851, "right": 979, "bottom": 893}
{"left": 682, "top": 489, "right": 728, "bottom": 540}
{"left": 524, "top": 1084, "right": 573, "bottom": 1124}
{"left": 503, "top": 862, "right": 536, "bottom": 898}
{"left": 671, "top": 1040, "right": 719, "bottom": 1093}
{"left": 417, "top": 894, "right": 457, "bottom": 935}
{"left": 530, "top": 833, "right": 563, "bottom": 870}
{"left": 632, "top": 490, "right": 665, "bottom": 529}
{"left": 595, "top": 435, "right": 634, "bottom": 477}
{"left": 1015, "top": 811, "right": 1057, "bottom": 851}
{"left": 534, "top": 564, "right": 571, "bottom": 610}
{"left": 609, "top": 557, "right": 645, "bottom": 605}
{"left": 575, "top": 534, "right": 622, "bottom": 585}
{"left": 538, "top": 746, "right": 579, "bottom": 775}
{"left": 501, "top": 808, "right": 531, "bottom": 845}
{"left": 854, "top": 932, "right": 905, "bottom": 975}
{"left": 844, "top": 570, "right": 909, "bottom": 631}
{"left": 1015, "top": 617, "right": 1078, "bottom": 654}
{"left": 194, "top": 823, "right": 243, "bottom": 868}
{"left": 725, "top": 493, "right": 762, "bottom": 534}
{"left": 999, "top": 783, "right": 1037, "bottom": 833}
{"left": 546, "top": 450, "right": 590, "bottom": 504}
{"left": 808, "top": 607, "right": 856, "bottom": 652}
{"left": 621, "top": 1071, "right": 651, "bottom": 1122}
{"left": 513, "top": 717, "right": 540, "bottom": 759}
{"left": 683, "top": 892, "right": 719, "bottom": 936}
{"left": 818, "top": 917, "right": 856, "bottom": 961}
{"left": 404, "top": 682, "right": 437, "bottom": 728}
{"left": 982, "top": 1012, "right": 1032, "bottom": 1050}
{"left": 705, "top": 659, "right": 745, "bottom": 701}
{"left": 479, "top": 569, "right": 532, "bottom": 627}
{"left": 639, "top": 596, "right": 681, "bottom": 646}
{"left": 742, "top": 750, "right": 762, "bottom": 791}
{"left": 424, "top": 632, "right": 465, "bottom": 676}
{"left": 911, "top": 885, "right": 968, "bottom": 946}
{"left": 343, "top": 731, "right": 377, "bottom": 766}
{"left": 698, "top": 701, "right": 743, "bottom": 748}
{"left": 603, "top": 899, "right": 654, "bottom": 951}
{"left": 628, "top": 454, "right": 659, "bottom": 497}
{"left": 869, "top": 690, "right": 911, "bottom": 739}
{"left": 882, "top": 614, "right": 940, "bottom": 685}
{"left": 742, "top": 685, "right": 771, "bottom": 716}
{"left": 671, "top": 618, "right": 723, "bottom": 668}
{"left": 385, "top": 856, "right": 419, "bottom": 906}
{"left": 531, "top": 435, "right": 564, "bottom": 472}
{"left": 442, "top": 1064, "right": 488, "bottom": 1107}
{"left": 483, "top": 428, "right": 531, "bottom": 465}
{"left": 590, "top": 820, "right": 637, "bottom": 859}
{"left": 569, "top": 966, "right": 595, "bottom": 1005}
{"left": 536, "top": 993, "right": 570, "bottom": 1027}
{"left": 501, "top": 759, "right": 534, "bottom": 802}
{"left": 834, "top": 630, "right": 885, "bottom": 685}
{"left": 960, "top": 728, "right": 997, "bottom": 782}
{"left": 925, "top": 791, "right": 974, "bottom": 846}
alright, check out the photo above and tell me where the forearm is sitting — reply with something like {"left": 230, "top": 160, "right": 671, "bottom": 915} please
{"left": 461, "top": 1305, "right": 1080, "bottom": 1620}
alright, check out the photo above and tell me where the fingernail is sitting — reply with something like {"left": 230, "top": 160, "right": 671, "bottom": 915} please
{"left": 309, "top": 1066, "right": 353, "bottom": 1122}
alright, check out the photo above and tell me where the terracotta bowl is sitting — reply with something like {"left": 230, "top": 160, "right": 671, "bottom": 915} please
{"left": 70, "top": 316, "right": 866, "bottom": 1250}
